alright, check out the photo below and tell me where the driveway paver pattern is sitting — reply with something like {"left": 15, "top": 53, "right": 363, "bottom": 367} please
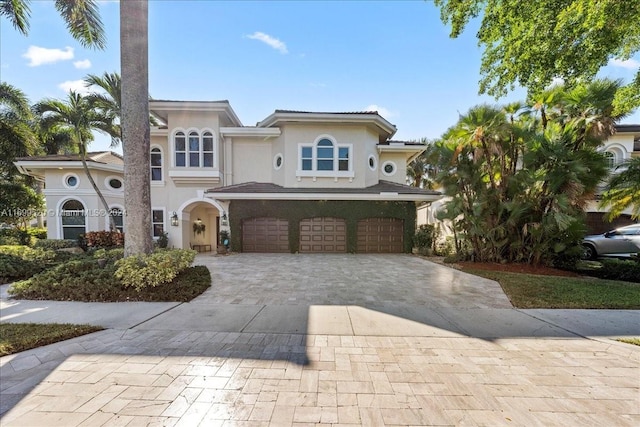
{"left": 1, "top": 254, "right": 639, "bottom": 426}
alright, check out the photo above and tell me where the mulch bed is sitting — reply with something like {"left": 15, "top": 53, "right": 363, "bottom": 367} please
{"left": 425, "top": 255, "right": 579, "bottom": 277}
{"left": 457, "top": 261, "right": 579, "bottom": 277}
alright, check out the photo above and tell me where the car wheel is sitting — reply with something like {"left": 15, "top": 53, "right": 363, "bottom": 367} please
{"left": 582, "top": 244, "right": 597, "bottom": 260}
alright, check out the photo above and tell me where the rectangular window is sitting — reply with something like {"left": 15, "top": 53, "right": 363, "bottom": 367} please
{"left": 203, "top": 136, "right": 214, "bottom": 167}
{"left": 188, "top": 134, "right": 200, "bottom": 167}
{"left": 152, "top": 210, "right": 164, "bottom": 237}
{"left": 175, "top": 135, "right": 186, "bottom": 167}
{"left": 151, "top": 150, "right": 162, "bottom": 181}
{"left": 301, "top": 146, "right": 312, "bottom": 171}
{"left": 338, "top": 147, "right": 349, "bottom": 171}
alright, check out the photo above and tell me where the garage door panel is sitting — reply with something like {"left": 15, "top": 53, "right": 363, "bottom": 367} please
{"left": 243, "top": 218, "right": 289, "bottom": 253}
{"left": 299, "top": 217, "right": 347, "bottom": 253}
{"left": 357, "top": 218, "right": 403, "bottom": 253}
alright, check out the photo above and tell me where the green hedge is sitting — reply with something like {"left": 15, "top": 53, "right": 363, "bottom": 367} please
{"left": 0, "top": 245, "right": 63, "bottom": 282}
{"left": 229, "top": 200, "right": 416, "bottom": 253}
{"left": 585, "top": 258, "right": 640, "bottom": 283}
{"left": 33, "top": 239, "right": 78, "bottom": 250}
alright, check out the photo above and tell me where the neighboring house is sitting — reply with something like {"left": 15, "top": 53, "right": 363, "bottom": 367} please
{"left": 15, "top": 100, "right": 441, "bottom": 253}
{"left": 416, "top": 124, "right": 640, "bottom": 236}
{"left": 585, "top": 124, "right": 640, "bottom": 234}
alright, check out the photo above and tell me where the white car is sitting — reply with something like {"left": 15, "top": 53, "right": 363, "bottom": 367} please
{"left": 582, "top": 224, "right": 640, "bottom": 259}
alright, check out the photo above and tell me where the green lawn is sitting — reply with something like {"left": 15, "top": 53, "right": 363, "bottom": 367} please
{"left": 467, "top": 269, "right": 640, "bottom": 309}
{"left": 0, "top": 323, "right": 103, "bottom": 356}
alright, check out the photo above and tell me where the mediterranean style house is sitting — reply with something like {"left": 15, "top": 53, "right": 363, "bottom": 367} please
{"left": 584, "top": 124, "right": 640, "bottom": 233}
{"left": 15, "top": 100, "right": 441, "bottom": 253}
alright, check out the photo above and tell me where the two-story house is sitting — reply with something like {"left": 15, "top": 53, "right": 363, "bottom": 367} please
{"left": 15, "top": 100, "right": 441, "bottom": 253}
{"left": 585, "top": 124, "right": 640, "bottom": 234}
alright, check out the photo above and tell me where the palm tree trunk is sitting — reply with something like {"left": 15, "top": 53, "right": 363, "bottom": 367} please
{"left": 79, "top": 140, "right": 117, "bottom": 231}
{"left": 121, "top": 0, "right": 153, "bottom": 256}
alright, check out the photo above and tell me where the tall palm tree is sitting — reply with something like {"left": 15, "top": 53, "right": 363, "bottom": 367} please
{"left": 1, "top": 0, "right": 105, "bottom": 48}
{"left": 121, "top": 0, "right": 153, "bottom": 255}
{"left": 34, "top": 91, "right": 119, "bottom": 231}
{"left": 0, "top": 82, "right": 35, "bottom": 181}
{"left": 600, "top": 157, "right": 640, "bottom": 221}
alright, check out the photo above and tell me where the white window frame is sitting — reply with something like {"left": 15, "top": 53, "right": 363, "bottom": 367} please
{"left": 150, "top": 145, "right": 164, "bottom": 184}
{"left": 296, "top": 135, "right": 354, "bottom": 178}
{"left": 62, "top": 172, "right": 80, "bottom": 190}
{"left": 57, "top": 197, "right": 87, "bottom": 240}
{"left": 173, "top": 129, "right": 187, "bottom": 167}
{"left": 106, "top": 205, "right": 125, "bottom": 232}
{"left": 104, "top": 175, "right": 124, "bottom": 192}
{"left": 172, "top": 128, "right": 217, "bottom": 168}
{"left": 151, "top": 208, "right": 165, "bottom": 239}
{"left": 382, "top": 160, "right": 397, "bottom": 177}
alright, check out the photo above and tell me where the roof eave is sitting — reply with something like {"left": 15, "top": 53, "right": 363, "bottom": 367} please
{"left": 258, "top": 112, "right": 397, "bottom": 138}
{"left": 206, "top": 192, "right": 441, "bottom": 202}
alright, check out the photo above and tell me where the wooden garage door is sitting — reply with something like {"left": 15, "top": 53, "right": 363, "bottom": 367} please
{"left": 242, "top": 217, "right": 289, "bottom": 252}
{"left": 299, "top": 217, "right": 347, "bottom": 253}
{"left": 357, "top": 218, "right": 404, "bottom": 253}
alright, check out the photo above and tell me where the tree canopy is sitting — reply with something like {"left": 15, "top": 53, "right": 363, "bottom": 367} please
{"left": 434, "top": 0, "right": 640, "bottom": 114}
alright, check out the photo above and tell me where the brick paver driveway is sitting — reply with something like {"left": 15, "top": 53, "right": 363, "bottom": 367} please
{"left": 1, "top": 254, "right": 638, "bottom": 426}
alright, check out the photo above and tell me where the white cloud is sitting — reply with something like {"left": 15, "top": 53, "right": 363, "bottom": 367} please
{"left": 609, "top": 58, "right": 640, "bottom": 70}
{"left": 74, "top": 59, "right": 92, "bottom": 69}
{"left": 23, "top": 45, "right": 74, "bottom": 66}
{"left": 246, "top": 32, "right": 288, "bottom": 54}
{"left": 58, "top": 80, "right": 91, "bottom": 95}
{"left": 365, "top": 104, "right": 396, "bottom": 118}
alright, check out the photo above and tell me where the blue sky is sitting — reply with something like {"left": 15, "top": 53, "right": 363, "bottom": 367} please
{"left": 1, "top": 1, "right": 638, "bottom": 153}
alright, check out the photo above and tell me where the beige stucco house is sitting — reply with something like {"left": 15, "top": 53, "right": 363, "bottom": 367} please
{"left": 584, "top": 124, "right": 640, "bottom": 233}
{"left": 15, "top": 100, "right": 441, "bottom": 253}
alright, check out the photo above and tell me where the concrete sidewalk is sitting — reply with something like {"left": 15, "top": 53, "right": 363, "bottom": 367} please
{"left": 1, "top": 254, "right": 639, "bottom": 426}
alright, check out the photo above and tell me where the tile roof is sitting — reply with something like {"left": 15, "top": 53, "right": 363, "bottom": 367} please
{"left": 273, "top": 110, "right": 381, "bottom": 115}
{"left": 379, "top": 140, "right": 425, "bottom": 146}
{"left": 16, "top": 151, "right": 124, "bottom": 165}
{"left": 206, "top": 180, "right": 440, "bottom": 196}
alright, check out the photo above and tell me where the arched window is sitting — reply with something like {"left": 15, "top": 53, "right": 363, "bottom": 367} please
{"left": 298, "top": 136, "right": 352, "bottom": 175}
{"left": 188, "top": 131, "right": 200, "bottom": 167}
{"left": 174, "top": 130, "right": 215, "bottom": 168}
{"left": 317, "top": 139, "right": 334, "bottom": 170}
{"left": 60, "top": 199, "right": 85, "bottom": 240}
{"left": 604, "top": 151, "right": 616, "bottom": 169}
{"left": 203, "top": 131, "right": 214, "bottom": 167}
{"left": 150, "top": 147, "right": 162, "bottom": 181}
{"left": 175, "top": 131, "right": 186, "bottom": 166}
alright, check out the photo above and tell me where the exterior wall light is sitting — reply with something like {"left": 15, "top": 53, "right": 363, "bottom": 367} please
{"left": 221, "top": 211, "right": 228, "bottom": 226}
{"left": 170, "top": 212, "right": 179, "bottom": 226}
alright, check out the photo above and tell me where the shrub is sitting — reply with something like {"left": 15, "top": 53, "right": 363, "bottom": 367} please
{"left": 414, "top": 224, "right": 437, "bottom": 254}
{"left": 156, "top": 232, "right": 169, "bottom": 249}
{"left": 0, "top": 245, "right": 60, "bottom": 282}
{"left": 115, "top": 249, "right": 196, "bottom": 290}
{"left": 84, "top": 231, "right": 124, "bottom": 248}
{"left": 10, "top": 262, "right": 211, "bottom": 302}
{"left": 0, "top": 228, "right": 31, "bottom": 246}
{"left": 33, "top": 239, "right": 78, "bottom": 250}
{"left": 9, "top": 259, "right": 121, "bottom": 300}
{"left": 27, "top": 228, "right": 47, "bottom": 240}
{"left": 93, "top": 247, "right": 124, "bottom": 262}
{"left": 584, "top": 259, "right": 640, "bottom": 283}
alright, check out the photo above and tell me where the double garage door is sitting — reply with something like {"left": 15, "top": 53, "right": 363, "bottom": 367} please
{"left": 242, "top": 217, "right": 403, "bottom": 253}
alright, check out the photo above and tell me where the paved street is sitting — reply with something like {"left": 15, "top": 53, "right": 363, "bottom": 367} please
{"left": 1, "top": 254, "right": 639, "bottom": 426}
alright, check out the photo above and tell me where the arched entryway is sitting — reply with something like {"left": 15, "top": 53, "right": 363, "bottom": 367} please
{"left": 175, "top": 198, "right": 226, "bottom": 251}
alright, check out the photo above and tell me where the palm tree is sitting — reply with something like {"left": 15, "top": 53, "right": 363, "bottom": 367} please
{"left": 600, "top": 157, "right": 640, "bottom": 221}
{"left": 34, "top": 91, "right": 119, "bottom": 231}
{"left": 1, "top": 0, "right": 105, "bottom": 48}
{"left": 121, "top": 0, "right": 153, "bottom": 255}
{"left": 0, "top": 82, "right": 35, "bottom": 181}
{"left": 84, "top": 72, "right": 122, "bottom": 146}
